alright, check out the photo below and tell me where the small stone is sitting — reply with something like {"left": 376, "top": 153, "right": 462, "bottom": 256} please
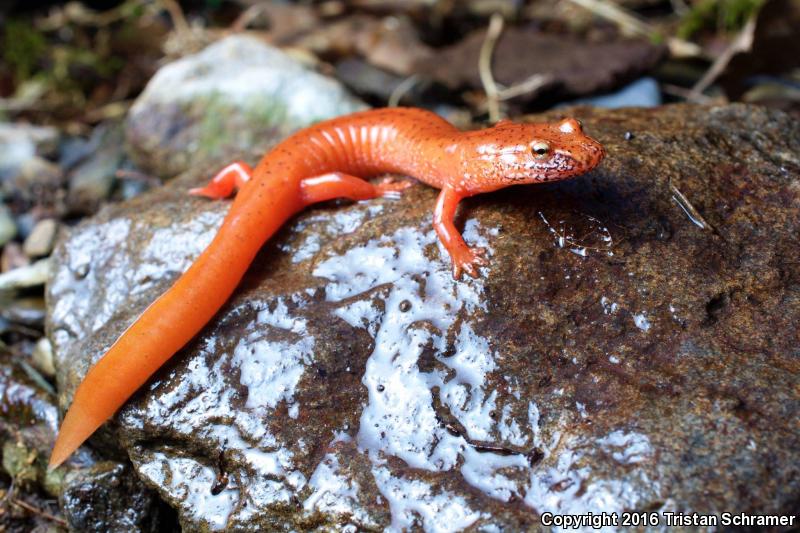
{"left": 0, "top": 123, "right": 59, "bottom": 180}
{"left": 14, "top": 212, "right": 37, "bottom": 241}
{"left": 0, "top": 205, "right": 17, "bottom": 247}
{"left": 3, "top": 156, "right": 65, "bottom": 209}
{"left": 23, "top": 219, "right": 58, "bottom": 258}
{"left": 32, "top": 337, "right": 55, "bottom": 379}
{"left": 1, "top": 242, "right": 29, "bottom": 272}
{"left": 0, "top": 258, "right": 50, "bottom": 290}
{"left": 1, "top": 297, "right": 46, "bottom": 328}
{"left": 67, "top": 123, "right": 124, "bottom": 215}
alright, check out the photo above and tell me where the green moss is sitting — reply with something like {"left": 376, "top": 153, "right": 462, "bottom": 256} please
{"left": 2, "top": 440, "right": 38, "bottom": 488}
{"left": 678, "top": 0, "right": 765, "bottom": 39}
{"left": 2, "top": 19, "right": 46, "bottom": 83}
{"left": 195, "top": 92, "right": 289, "bottom": 158}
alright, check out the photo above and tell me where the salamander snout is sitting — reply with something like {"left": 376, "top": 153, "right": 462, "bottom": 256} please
{"left": 514, "top": 118, "right": 604, "bottom": 182}
{"left": 458, "top": 117, "right": 605, "bottom": 189}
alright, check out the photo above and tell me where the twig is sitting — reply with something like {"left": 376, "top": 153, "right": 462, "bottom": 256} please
{"left": 475, "top": 73, "right": 554, "bottom": 113}
{"left": 688, "top": 16, "right": 757, "bottom": 99}
{"left": 669, "top": 180, "right": 717, "bottom": 233}
{"left": 661, "top": 83, "right": 716, "bottom": 103}
{"left": 478, "top": 13, "right": 505, "bottom": 123}
{"left": 10, "top": 498, "right": 67, "bottom": 527}
{"left": 497, "top": 73, "right": 553, "bottom": 101}
{"left": 17, "top": 360, "right": 56, "bottom": 397}
{"left": 565, "top": 0, "right": 702, "bottom": 58}
{"left": 36, "top": 0, "right": 148, "bottom": 30}
{"left": 230, "top": 4, "right": 266, "bottom": 33}
{"left": 388, "top": 75, "right": 420, "bottom": 107}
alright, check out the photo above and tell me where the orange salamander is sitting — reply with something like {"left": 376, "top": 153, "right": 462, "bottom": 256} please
{"left": 49, "top": 107, "right": 604, "bottom": 468}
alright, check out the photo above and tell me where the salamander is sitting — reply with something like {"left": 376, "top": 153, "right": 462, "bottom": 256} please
{"left": 49, "top": 107, "right": 604, "bottom": 468}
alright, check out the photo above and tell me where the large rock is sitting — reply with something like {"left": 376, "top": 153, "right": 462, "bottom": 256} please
{"left": 125, "top": 35, "right": 367, "bottom": 178}
{"left": 48, "top": 104, "right": 800, "bottom": 531}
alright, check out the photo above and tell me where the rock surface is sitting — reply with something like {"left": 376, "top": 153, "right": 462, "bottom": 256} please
{"left": 48, "top": 104, "right": 800, "bottom": 531}
{"left": 0, "top": 346, "right": 175, "bottom": 532}
{"left": 60, "top": 461, "right": 175, "bottom": 533}
{"left": 125, "top": 35, "right": 367, "bottom": 178}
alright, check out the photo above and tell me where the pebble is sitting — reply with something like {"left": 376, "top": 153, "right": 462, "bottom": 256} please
{"left": 0, "top": 123, "right": 59, "bottom": 179}
{"left": 0, "top": 205, "right": 16, "bottom": 247}
{"left": 1, "top": 242, "right": 29, "bottom": 272}
{"left": 32, "top": 337, "right": 56, "bottom": 378}
{"left": 4, "top": 156, "right": 65, "bottom": 206}
{"left": 0, "top": 258, "right": 50, "bottom": 290}
{"left": 23, "top": 219, "right": 58, "bottom": 258}
{"left": 0, "top": 296, "right": 46, "bottom": 328}
{"left": 67, "top": 122, "right": 124, "bottom": 214}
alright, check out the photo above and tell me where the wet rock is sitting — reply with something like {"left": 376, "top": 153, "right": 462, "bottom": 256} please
{"left": 23, "top": 219, "right": 59, "bottom": 258}
{"left": 126, "top": 35, "right": 367, "bottom": 178}
{"left": 0, "top": 349, "right": 170, "bottom": 531}
{"left": 0, "top": 205, "right": 16, "bottom": 247}
{"left": 49, "top": 104, "right": 799, "bottom": 530}
{"left": 67, "top": 123, "right": 125, "bottom": 215}
{"left": 0, "top": 350, "right": 63, "bottom": 496}
{"left": 0, "top": 123, "right": 59, "bottom": 181}
{"left": 60, "top": 461, "right": 175, "bottom": 533}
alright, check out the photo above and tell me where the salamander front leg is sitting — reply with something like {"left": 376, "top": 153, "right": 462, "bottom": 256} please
{"left": 189, "top": 161, "right": 253, "bottom": 199}
{"left": 434, "top": 186, "right": 488, "bottom": 279}
{"left": 300, "top": 172, "right": 412, "bottom": 205}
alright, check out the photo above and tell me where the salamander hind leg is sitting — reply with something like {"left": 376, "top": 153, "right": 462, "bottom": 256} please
{"left": 189, "top": 161, "right": 253, "bottom": 199}
{"left": 300, "top": 172, "right": 412, "bottom": 205}
{"left": 374, "top": 176, "right": 414, "bottom": 198}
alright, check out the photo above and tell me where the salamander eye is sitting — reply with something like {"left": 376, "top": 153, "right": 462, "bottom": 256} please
{"left": 531, "top": 141, "right": 550, "bottom": 157}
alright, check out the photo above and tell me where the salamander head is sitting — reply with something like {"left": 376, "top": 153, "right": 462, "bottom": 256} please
{"left": 459, "top": 118, "right": 605, "bottom": 189}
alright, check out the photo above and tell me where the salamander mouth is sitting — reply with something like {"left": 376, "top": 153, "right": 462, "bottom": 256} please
{"left": 509, "top": 153, "right": 580, "bottom": 182}
{"left": 541, "top": 142, "right": 604, "bottom": 180}
{"left": 504, "top": 139, "right": 604, "bottom": 183}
